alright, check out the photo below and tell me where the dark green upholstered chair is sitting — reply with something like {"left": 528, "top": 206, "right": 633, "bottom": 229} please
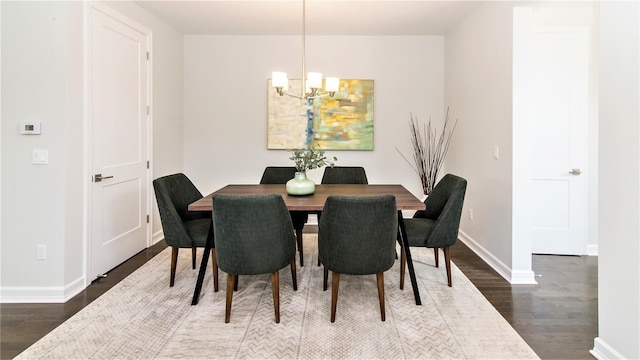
{"left": 402, "top": 174, "right": 467, "bottom": 287}
{"left": 318, "top": 195, "right": 397, "bottom": 322}
{"left": 316, "top": 166, "right": 369, "bottom": 265}
{"left": 212, "top": 193, "right": 297, "bottom": 323}
{"left": 321, "top": 166, "right": 368, "bottom": 184}
{"left": 260, "top": 166, "right": 309, "bottom": 266}
{"left": 153, "top": 173, "right": 218, "bottom": 291}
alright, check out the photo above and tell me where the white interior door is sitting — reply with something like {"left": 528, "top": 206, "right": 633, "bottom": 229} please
{"left": 531, "top": 27, "right": 588, "bottom": 255}
{"left": 90, "top": 6, "right": 150, "bottom": 279}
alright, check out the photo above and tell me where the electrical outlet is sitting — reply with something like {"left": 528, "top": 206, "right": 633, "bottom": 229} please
{"left": 469, "top": 208, "right": 474, "bottom": 221}
{"left": 492, "top": 146, "right": 500, "bottom": 160}
{"left": 36, "top": 245, "right": 46, "bottom": 260}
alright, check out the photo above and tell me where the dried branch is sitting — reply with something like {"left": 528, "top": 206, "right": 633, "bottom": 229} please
{"left": 396, "top": 107, "right": 458, "bottom": 195}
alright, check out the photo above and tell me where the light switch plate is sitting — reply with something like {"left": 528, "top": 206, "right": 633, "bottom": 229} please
{"left": 32, "top": 149, "right": 48, "bottom": 164}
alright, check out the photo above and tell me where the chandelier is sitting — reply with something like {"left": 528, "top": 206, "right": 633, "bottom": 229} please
{"left": 271, "top": 0, "right": 339, "bottom": 100}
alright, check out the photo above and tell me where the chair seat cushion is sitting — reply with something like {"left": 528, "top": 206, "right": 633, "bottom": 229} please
{"left": 184, "top": 218, "right": 211, "bottom": 247}
{"left": 403, "top": 218, "right": 435, "bottom": 247}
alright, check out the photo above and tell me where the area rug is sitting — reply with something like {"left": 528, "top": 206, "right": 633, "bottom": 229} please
{"left": 16, "top": 235, "right": 538, "bottom": 359}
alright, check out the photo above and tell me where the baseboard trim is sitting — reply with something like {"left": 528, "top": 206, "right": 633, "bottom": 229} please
{"left": 64, "top": 276, "right": 86, "bottom": 302}
{"left": 0, "top": 275, "right": 85, "bottom": 303}
{"left": 591, "top": 337, "right": 626, "bottom": 360}
{"left": 587, "top": 244, "right": 598, "bottom": 256}
{"left": 458, "top": 230, "right": 537, "bottom": 285}
{"left": 152, "top": 229, "right": 164, "bottom": 245}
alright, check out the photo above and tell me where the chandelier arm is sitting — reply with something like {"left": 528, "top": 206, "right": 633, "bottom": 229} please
{"left": 279, "top": 88, "right": 330, "bottom": 100}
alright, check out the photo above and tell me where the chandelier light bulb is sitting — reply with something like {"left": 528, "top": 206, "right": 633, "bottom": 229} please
{"left": 325, "top": 77, "right": 339, "bottom": 93}
{"left": 272, "top": 72, "right": 288, "bottom": 90}
{"left": 307, "top": 72, "right": 323, "bottom": 89}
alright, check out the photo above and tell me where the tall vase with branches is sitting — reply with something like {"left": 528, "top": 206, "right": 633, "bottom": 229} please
{"left": 396, "top": 107, "right": 458, "bottom": 196}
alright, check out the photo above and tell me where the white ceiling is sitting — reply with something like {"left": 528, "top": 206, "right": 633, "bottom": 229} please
{"left": 132, "top": 1, "right": 484, "bottom": 35}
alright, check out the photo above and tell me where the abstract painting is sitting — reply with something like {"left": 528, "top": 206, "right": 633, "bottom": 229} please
{"left": 267, "top": 79, "right": 374, "bottom": 150}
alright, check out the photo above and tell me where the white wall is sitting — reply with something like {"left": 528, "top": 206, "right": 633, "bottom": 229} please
{"left": 592, "top": 2, "right": 640, "bottom": 359}
{"left": 444, "top": 2, "right": 526, "bottom": 282}
{"left": 0, "top": 1, "right": 183, "bottom": 302}
{"left": 1, "top": 1, "right": 85, "bottom": 300}
{"left": 183, "top": 35, "right": 445, "bottom": 197}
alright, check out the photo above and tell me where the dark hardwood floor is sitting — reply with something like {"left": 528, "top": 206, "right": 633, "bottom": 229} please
{"left": 1, "top": 229, "right": 597, "bottom": 360}
{"left": 450, "top": 241, "right": 598, "bottom": 359}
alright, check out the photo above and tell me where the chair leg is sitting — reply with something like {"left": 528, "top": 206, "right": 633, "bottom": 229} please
{"left": 234, "top": 276, "right": 239, "bottom": 291}
{"left": 290, "top": 260, "right": 298, "bottom": 291}
{"left": 330, "top": 272, "right": 340, "bottom": 323}
{"left": 295, "top": 228, "right": 304, "bottom": 267}
{"left": 271, "top": 271, "right": 280, "bottom": 323}
{"left": 211, "top": 248, "right": 218, "bottom": 292}
{"left": 434, "top": 248, "right": 440, "bottom": 268}
{"left": 192, "top": 247, "right": 197, "bottom": 269}
{"left": 444, "top": 247, "right": 452, "bottom": 287}
{"left": 170, "top": 247, "right": 178, "bottom": 287}
{"left": 323, "top": 266, "right": 329, "bottom": 291}
{"left": 225, "top": 274, "right": 236, "bottom": 323}
{"left": 376, "top": 272, "right": 386, "bottom": 321}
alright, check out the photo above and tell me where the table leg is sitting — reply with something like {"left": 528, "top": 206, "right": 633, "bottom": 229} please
{"left": 192, "top": 222, "right": 214, "bottom": 305}
{"left": 397, "top": 211, "right": 422, "bottom": 306}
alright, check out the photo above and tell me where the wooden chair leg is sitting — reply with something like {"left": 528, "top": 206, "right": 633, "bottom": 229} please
{"left": 271, "top": 271, "right": 280, "bottom": 323}
{"left": 295, "top": 228, "right": 304, "bottom": 267}
{"left": 444, "top": 247, "right": 452, "bottom": 287}
{"left": 376, "top": 273, "right": 386, "bottom": 321}
{"left": 192, "top": 247, "right": 197, "bottom": 269}
{"left": 234, "top": 276, "right": 239, "bottom": 291}
{"left": 434, "top": 247, "right": 440, "bottom": 268}
{"left": 211, "top": 248, "right": 218, "bottom": 292}
{"left": 400, "top": 244, "right": 406, "bottom": 290}
{"left": 225, "top": 274, "right": 236, "bottom": 323}
{"left": 170, "top": 247, "right": 178, "bottom": 287}
{"left": 323, "top": 266, "right": 329, "bottom": 291}
{"left": 290, "top": 260, "right": 297, "bottom": 291}
{"left": 330, "top": 272, "right": 340, "bottom": 323}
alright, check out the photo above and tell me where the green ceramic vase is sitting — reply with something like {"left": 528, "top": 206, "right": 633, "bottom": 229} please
{"left": 286, "top": 172, "right": 315, "bottom": 196}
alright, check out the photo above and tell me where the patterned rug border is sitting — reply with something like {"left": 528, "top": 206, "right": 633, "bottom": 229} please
{"left": 16, "top": 235, "right": 539, "bottom": 360}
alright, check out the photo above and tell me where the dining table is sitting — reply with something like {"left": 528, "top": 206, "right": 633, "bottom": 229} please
{"left": 188, "top": 184, "right": 426, "bottom": 306}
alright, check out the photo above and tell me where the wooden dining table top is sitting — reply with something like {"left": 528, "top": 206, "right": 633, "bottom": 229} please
{"left": 188, "top": 184, "right": 425, "bottom": 212}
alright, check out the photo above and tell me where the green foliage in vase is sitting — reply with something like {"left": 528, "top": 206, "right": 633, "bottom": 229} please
{"left": 288, "top": 148, "right": 337, "bottom": 172}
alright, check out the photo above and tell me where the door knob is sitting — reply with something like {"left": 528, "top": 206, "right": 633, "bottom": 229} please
{"left": 93, "top": 173, "right": 114, "bottom": 182}
{"left": 569, "top": 168, "right": 582, "bottom": 176}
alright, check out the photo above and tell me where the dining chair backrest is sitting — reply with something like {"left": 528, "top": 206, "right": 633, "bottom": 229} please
{"left": 319, "top": 195, "right": 397, "bottom": 275}
{"left": 321, "top": 166, "right": 368, "bottom": 184}
{"left": 213, "top": 193, "right": 296, "bottom": 275}
{"left": 260, "top": 166, "right": 298, "bottom": 184}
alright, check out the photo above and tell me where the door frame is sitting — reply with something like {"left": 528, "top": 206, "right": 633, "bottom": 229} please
{"left": 84, "top": 2, "right": 153, "bottom": 287}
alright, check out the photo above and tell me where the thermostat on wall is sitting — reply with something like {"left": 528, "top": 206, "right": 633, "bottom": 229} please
{"left": 20, "top": 122, "right": 41, "bottom": 135}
